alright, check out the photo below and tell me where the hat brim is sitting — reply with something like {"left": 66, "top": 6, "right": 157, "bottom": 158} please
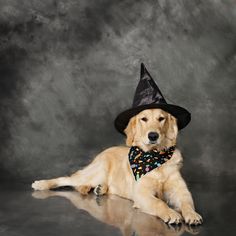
{"left": 114, "top": 104, "right": 191, "bottom": 134}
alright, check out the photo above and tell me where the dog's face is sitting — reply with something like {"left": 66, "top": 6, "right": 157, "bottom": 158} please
{"left": 124, "top": 109, "right": 178, "bottom": 151}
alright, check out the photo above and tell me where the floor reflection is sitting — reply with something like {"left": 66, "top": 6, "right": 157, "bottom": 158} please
{"left": 32, "top": 190, "right": 201, "bottom": 236}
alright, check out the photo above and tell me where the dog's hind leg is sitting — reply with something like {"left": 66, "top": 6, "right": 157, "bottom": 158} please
{"left": 32, "top": 175, "right": 80, "bottom": 191}
{"left": 32, "top": 156, "right": 109, "bottom": 194}
{"left": 93, "top": 184, "right": 108, "bottom": 196}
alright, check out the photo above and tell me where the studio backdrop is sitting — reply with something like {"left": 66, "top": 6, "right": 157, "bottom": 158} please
{"left": 0, "top": 0, "right": 235, "bottom": 185}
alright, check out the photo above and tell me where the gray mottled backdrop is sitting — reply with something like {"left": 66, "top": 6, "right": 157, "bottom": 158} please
{"left": 0, "top": 0, "right": 235, "bottom": 184}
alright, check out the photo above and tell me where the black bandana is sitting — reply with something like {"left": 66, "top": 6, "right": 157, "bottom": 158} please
{"left": 128, "top": 146, "right": 176, "bottom": 181}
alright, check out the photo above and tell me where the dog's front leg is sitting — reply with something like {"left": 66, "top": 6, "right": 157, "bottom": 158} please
{"left": 164, "top": 172, "right": 203, "bottom": 225}
{"left": 133, "top": 182, "right": 182, "bottom": 224}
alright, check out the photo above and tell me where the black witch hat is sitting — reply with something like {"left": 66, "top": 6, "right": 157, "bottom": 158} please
{"left": 114, "top": 63, "right": 191, "bottom": 134}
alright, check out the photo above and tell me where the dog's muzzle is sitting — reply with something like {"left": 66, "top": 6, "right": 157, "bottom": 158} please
{"left": 148, "top": 132, "right": 159, "bottom": 144}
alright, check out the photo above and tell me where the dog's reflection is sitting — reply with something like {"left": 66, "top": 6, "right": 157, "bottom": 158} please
{"left": 32, "top": 190, "right": 200, "bottom": 236}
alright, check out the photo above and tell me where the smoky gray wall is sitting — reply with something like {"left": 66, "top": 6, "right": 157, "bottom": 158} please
{"left": 0, "top": 0, "right": 235, "bottom": 183}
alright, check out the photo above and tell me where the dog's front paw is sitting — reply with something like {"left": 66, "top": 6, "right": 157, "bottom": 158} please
{"left": 159, "top": 208, "right": 183, "bottom": 224}
{"left": 32, "top": 180, "right": 50, "bottom": 191}
{"left": 182, "top": 210, "right": 203, "bottom": 225}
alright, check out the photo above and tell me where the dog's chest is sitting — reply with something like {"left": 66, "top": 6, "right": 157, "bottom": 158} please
{"left": 145, "top": 154, "right": 182, "bottom": 182}
{"left": 149, "top": 164, "right": 174, "bottom": 180}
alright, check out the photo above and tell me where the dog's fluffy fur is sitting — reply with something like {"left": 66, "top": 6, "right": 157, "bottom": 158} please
{"left": 32, "top": 109, "right": 202, "bottom": 225}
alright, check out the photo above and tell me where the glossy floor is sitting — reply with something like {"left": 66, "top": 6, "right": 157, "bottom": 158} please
{"left": 0, "top": 182, "right": 235, "bottom": 236}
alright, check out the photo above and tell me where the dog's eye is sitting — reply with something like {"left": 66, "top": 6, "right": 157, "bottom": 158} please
{"left": 158, "top": 117, "right": 165, "bottom": 122}
{"left": 141, "top": 117, "right": 148, "bottom": 122}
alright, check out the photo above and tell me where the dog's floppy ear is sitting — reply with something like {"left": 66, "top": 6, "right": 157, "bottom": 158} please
{"left": 166, "top": 114, "right": 178, "bottom": 141}
{"left": 124, "top": 117, "right": 136, "bottom": 146}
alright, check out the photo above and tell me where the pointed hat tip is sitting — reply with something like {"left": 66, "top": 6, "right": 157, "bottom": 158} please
{"left": 140, "top": 62, "right": 151, "bottom": 80}
{"left": 140, "top": 62, "right": 145, "bottom": 70}
{"left": 140, "top": 62, "right": 147, "bottom": 77}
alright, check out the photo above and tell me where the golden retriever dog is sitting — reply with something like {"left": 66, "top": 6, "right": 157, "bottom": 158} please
{"left": 33, "top": 190, "right": 201, "bottom": 236}
{"left": 32, "top": 108, "right": 203, "bottom": 225}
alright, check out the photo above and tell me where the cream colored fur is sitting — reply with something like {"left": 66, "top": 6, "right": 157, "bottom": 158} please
{"left": 32, "top": 109, "right": 203, "bottom": 225}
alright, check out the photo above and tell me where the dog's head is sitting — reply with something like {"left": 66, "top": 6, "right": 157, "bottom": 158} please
{"left": 124, "top": 109, "right": 178, "bottom": 151}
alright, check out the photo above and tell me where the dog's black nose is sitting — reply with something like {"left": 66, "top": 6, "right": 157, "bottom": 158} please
{"left": 148, "top": 132, "right": 159, "bottom": 142}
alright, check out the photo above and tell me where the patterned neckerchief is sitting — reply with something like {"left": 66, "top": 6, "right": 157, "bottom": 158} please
{"left": 128, "top": 145, "right": 176, "bottom": 181}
